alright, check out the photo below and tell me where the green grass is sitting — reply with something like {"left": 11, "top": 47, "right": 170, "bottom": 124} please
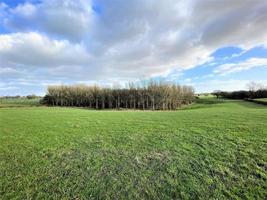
{"left": 0, "top": 97, "right": 41, "bottom": 108}
{"left": 196, "top": 94, "right": 215, "bottom": 99}
{"left": 255, "top": 98, "right": 267, "bottom": 102}
{"left": 0, "top": 98, "right": 266, "bottom": 199}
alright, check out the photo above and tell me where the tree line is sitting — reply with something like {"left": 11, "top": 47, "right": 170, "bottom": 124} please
{"left": 41, "top": 81, "right": 195, "bottom": 110}
{"left": 212, "top": 82, "right": 267, "bottom": 99}
{"left": 0, "top": 95, "right": 40, "bottom": 99}
{"left": 212, "top": 89, "right": 267, "bottom": 99}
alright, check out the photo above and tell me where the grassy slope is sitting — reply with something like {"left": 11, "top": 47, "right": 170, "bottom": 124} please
{"left": 0, "top": 99, "right": 266, "bottom": 199}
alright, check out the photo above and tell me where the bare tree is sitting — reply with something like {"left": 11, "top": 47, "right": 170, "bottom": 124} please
{"left": 43, "top": 81, "right": 195, "bottom": 110}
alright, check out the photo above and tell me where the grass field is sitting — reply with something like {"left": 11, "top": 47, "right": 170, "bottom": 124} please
{"left": 0, "top": 98, "right": 266, "bottom": 199}
{"left": 255, "top": 98, "right": 267, "bottom": 102}
{"left": 0, "top": 98, "right": 41, "bottom": 108}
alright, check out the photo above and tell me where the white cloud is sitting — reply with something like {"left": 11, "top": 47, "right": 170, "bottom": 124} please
{"left": 193, "top": 79, "right": 267, "bottom": 93}
{"left": 214, "top": 58, "right": 267, "bottom": 75}
{"left": 10, "top": 3, "right": 37, "bottom": 18}
{"left": 0, "top": 0, "right": 267, "bottom": 95}
{"left": 4, "top": 0, "right": 94, "bottom": 40}
{"left": 0, "top": 67, "right": 24, "bottom": 79}
{"left": 0, "top": 86, "right": 18, "bottom": 91}
{"left": 0, "top": 32, "right": 91, "bottom": 68}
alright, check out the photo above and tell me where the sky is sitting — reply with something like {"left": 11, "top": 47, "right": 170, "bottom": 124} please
{"left": 0, "top": 0, "right": 267, "bottom": 96}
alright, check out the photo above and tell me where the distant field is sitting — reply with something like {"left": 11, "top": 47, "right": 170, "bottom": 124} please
{"left": 255, "top": 98, "right": 267, "bottom": 102}
{"left": 196, "top": 94, "right": 216, "bottom": 99}
{"left": 0, "top": 98, "right": 266, "bottom": 199}
{"left": 0, "top": 98, "right": 41, "bottom": 107}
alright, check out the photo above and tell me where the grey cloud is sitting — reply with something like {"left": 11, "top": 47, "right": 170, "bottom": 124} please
{"left": 0, "top": 0, "right": 267, "bottom": 95}
{"left": 0, "top": 32, "right": 91, "bottom": 68}
{"left": 196, "top": 0, "right": 267, "bottom": 48}
{"left": 4, "top": 0, "right": 93, "bottom": 41}
{"left": 214, "top": 58, "right": 267, "bottom": 75}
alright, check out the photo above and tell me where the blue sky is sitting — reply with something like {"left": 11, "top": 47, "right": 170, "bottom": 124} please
{"left": 0, "top": 0, "right": 267, "bottom": 95}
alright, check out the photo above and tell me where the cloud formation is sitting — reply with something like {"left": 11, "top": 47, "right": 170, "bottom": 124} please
{"left": 5, "top": 0, "right": 93, "bottom": 40}
{"left": 0, "top": 0, "right": 267, "bottom": 94}
{"left": 214, "top": 58, "right": 267, "bottom": 75}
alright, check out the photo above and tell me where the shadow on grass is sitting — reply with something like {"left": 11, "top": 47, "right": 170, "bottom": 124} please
{"left": 234, "top": 100, "right": 267, "bottom": 109}
{"left": 195, "top": 97, "right": 226, "bottom": 105}
{"left": 180, "top": 97, "right": 225, "bottom": 110}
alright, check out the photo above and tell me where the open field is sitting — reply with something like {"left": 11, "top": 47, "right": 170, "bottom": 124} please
{"left": 244, "top": 98, "right": 267, "bottom": 106}
{"left": 255, "top": 98, "right": 267, "bottom": 102}
{"left": 0, "top": 98, "right": 41, "bottom": 108}
{"left": 0, "top": 98, "right": 267, "bottom": 199}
